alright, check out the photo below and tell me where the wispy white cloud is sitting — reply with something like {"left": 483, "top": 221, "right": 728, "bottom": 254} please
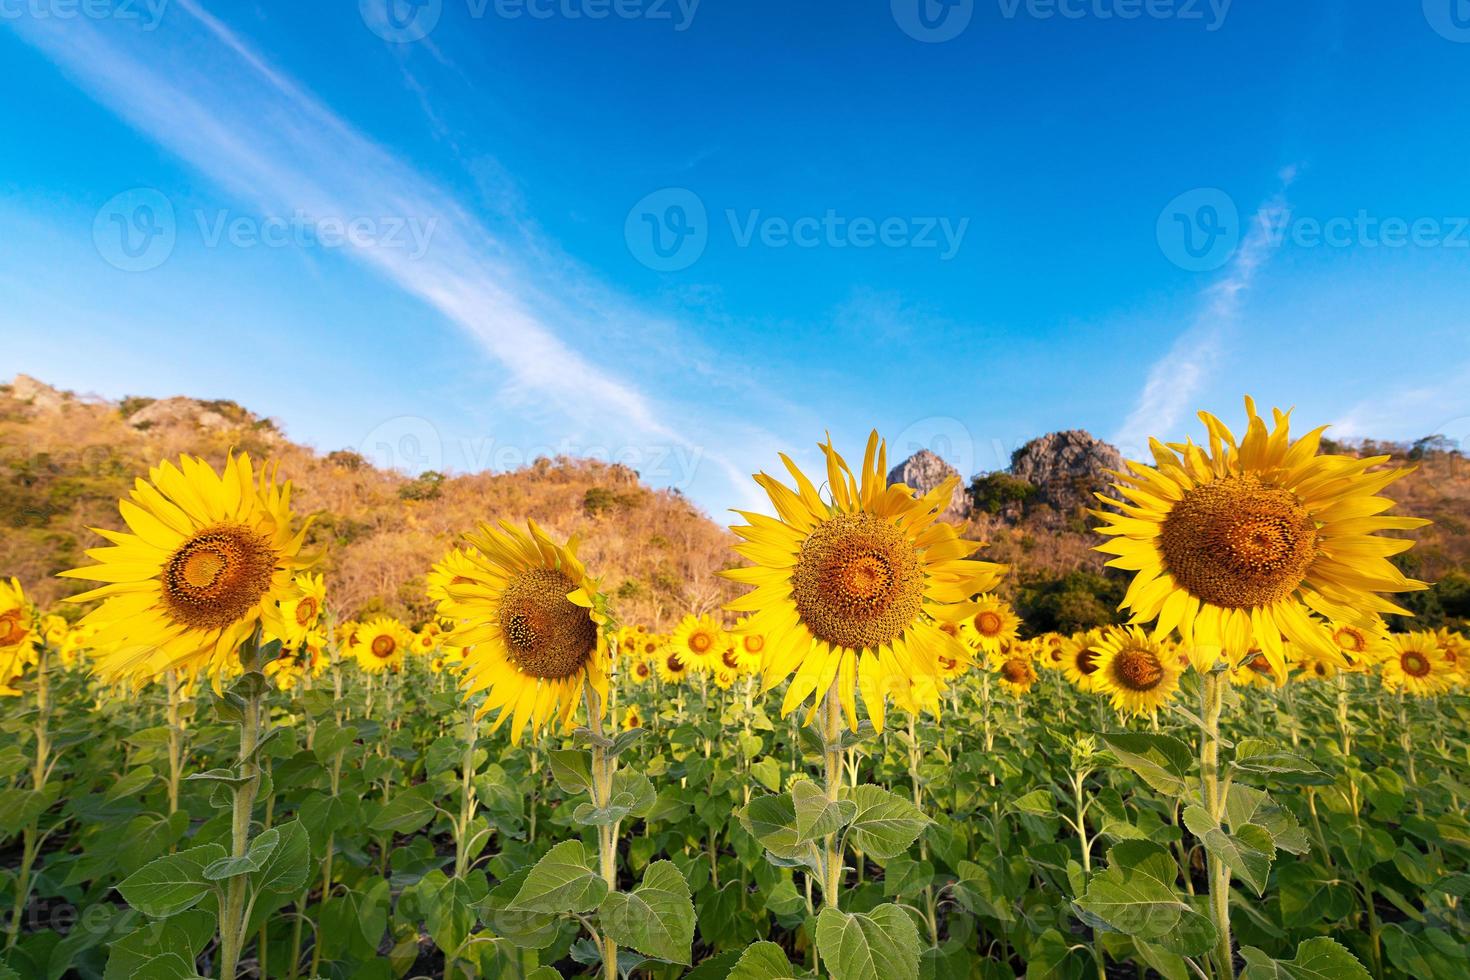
{"left": 1112, "top": 167, "right": 1299, "bottom": 456}
{"left": 1331, "top": 360, "right": 1470, "bottom": 447}
{"left": 10, "top": 0, "right": 772, "bottom": 508}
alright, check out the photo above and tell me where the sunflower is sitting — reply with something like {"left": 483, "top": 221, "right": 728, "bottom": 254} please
{"left": 1434, "top": 628, "right": 1466, "bottom": 683}
{"left": 59, "top": 453, "right": 315, "bottom": 688}
{"left": 1328, "top": 620, "right": 1385, "bottom": 672}
{"left": 970, "top": 594, "right": 1020, "bottom": 653}
{"left": 723, "top": 432, "right": 1006, "bottom": 731}
{"left": 622, "top": 705, "right": 642, "bottom": 731}
{"left": 1093, "top": 398, "right": 1429, "bottom": 676}
{"left": 0, "top": 579, "right": 39, "bottom": 696}
{"left": 435, "top": 520, "right": 609, "bottom": 744}
{"left": 1061, "top": 630, "right": 1104, "bottom": 691}
{"left": 728, "top": 617, "right": 768, "bottom": 673}
{"left": 429, "top": 647, "right": 465, "bottom": 676}
{"left": 353, "top": 617, "right": 411, "bottom": 673}
{"left": 1380, "top": 631, "right": 1453, "bottom": 696}
{"left": 1090, "top": 627, "right": 1182, "bottom": 716}
{"left": 670, "top": 614, "right": 728, "bottom": 673}
{"left": 264, "top": 572, "right": 326, "bottom": 648}
{"left": 626, "top": 657, "right": 654, "bottom": 685}
{"left": 412, "top": 628, "right": 440, "bottom": 657}
{"left": 994, "top": 650, "right": 1038, "bottom": 695}
{"left": 637, "top": 633, "right": 665, "bottom": 662}
{"left": 655, "top": 649, "right": 691, "bottom": 684}
{"left": 1037, "top": 632, "right": 1068, "bottom": 671}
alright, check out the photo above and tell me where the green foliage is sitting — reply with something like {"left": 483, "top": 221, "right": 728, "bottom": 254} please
{"left": 968, "top": 472, "right": 1036, "bottom": 514}
{"left": 1015, "top": 569, "right": 1128, "bottom": 633}
{"left": 397, "top": 470, "right": 446, "bottom": 500}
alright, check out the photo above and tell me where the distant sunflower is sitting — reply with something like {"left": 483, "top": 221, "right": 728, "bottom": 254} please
{"left": 0, "top": 579, "right": 39, "bottom": 696}
{"left": 970, "top": 594, "right": 1020, "bottom": 653}
{"left": 655, "top": 649, "right": 691, "bottom": 684}
{"left": 994, "top": 651, "right": 1038, "bottom": 695}
{"left": 728, "top": 617, "right": 767, "bottom": 673}
{"left": 435, "top": 520, "right": 608, "bottom": 743}
{"left": 1380, "top": 632, "right": 1453, "bottom": 696}
{"left": 1038, "top": 633, "right": 1067, "bottom": 671}
{"left": 1090, "top": 627, "right": 1181, "bottom": 716}
{"left": 264, "top": 572, "right": 326, "bottom": 648}
{"left": 622, "top": 705, "right": 642, "bottom": 731}
{"left": 724, "top": 432, "right": 1006, "bottom": 730}
{"left": 353, "top": 617, "right": 411, "bottom": 673}
{"left": 627, "top": 658, "right": 653, "bottom": 685}
{"left": 59, "top": 453, "right": 314, "bottom": 688}
{"left": 1093, "top": 398, "right": 1429, "bottom": 675}
{"left": 1061, "top": 630, "right": 1103, "bottom": 691}
{"left": 670, "top": 614, "right": 728, "bottom": 673}
{"left": 1328, "top": 621, "right": 1384, "bottom": 672}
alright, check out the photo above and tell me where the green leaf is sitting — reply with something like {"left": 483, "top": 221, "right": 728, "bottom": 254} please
{"left": 511, "top": 840, "right": 609, "bottom": 914}
{"left": 106, "top": 765, "right": 158, "bottom": 802}
{"left": 1073, "top": 840, "right": 1216, "bottom": 957}
{"left": 181, "top": 768, "right": 252, "bottom": 789}
{"left": 1183, "top": 806, "right": 1273, "bottom": 896}
{"left": 881, "top": 856, "right": 934, "bottom": 898}
{"left": 610, "top": 728, "right": 646, "bottom": 758}
{"left": 740, "top": 793, "right": 805, "bottom": 862}
{"left": 729, "top": 940, "right": 805, "bottom": 979}
{"left": 1240, "top": 937, "right": 1372, "bottom": 979}
{"left": 479, "top": 869, "right": 562, "bottom": 949}
{"left": 203, "top": 827, "right": 280, "bottom": 881}
{"left": 103, "top": 910, "right": 215, "bottom": 980}
{"left": 127, "top": 952, "right": 206, "bottom": 980}
{"left": 751, "top": 758, "right": 783, "bottom": 793}
{"left": 792, "top": 779, "right": 857, "bottom": 843}
{"left": 117, "top": 844, "right": 226, "bottom": 918}
{"left": 1225, "top": 785, "right": 1310, "bottom": 855}
{"left": 254, "top": 819, "right": 311, "bottom": 895}
{"left": 1101, "top": 733, "right": 1193, "bottom": 796}
{"left": 1232, "top": 739, "right": 1323, "bottom": 777}
{"left": 548, "top": 749, "right": 593, "bottom": 795}
{"left": 370, "top": 785, "right": 436, "bottom": 835}
{"left": 844, "top": 785, "right": 929, "bottom": 860}
{"left": 597, "top": 860, "right": 695, "bottom": 964}
{"left": 611, "top": 769, "right": 657, "bottom": 818}
{"left": 814, "top": 904, "right": 920, "bottom": 980}
{"left": 1011, "top": 789, "right": 1056, "bottom": 816}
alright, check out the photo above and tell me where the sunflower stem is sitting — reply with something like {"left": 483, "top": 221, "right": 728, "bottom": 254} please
{"left": 1199, "top": 670, "right": 1233, "bottom": 980}
{"left": 820, "top": 682, "right": 844, "bottom": 910}
{"left": 5, "top": 643, "right": 51, "bottom": 951}
{"left": 583, "top": 684, "right": 620, "bottom": 980}
{"left": 220, "top": 639, "right": 267, "bottom": 980}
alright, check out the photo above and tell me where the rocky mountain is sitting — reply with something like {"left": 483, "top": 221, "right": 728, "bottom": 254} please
{"left": 1008, "top": 430, "right": 1124, "bottom": 515}
{"left": 886, "top": 448, "right": 971, "bottom": 521}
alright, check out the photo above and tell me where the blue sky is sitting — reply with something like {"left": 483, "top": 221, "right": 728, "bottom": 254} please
{"left": 3, "top": 0, "right": 1469, "bottom": 514}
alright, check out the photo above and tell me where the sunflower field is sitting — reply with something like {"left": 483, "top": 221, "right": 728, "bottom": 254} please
{"left": 1, "top": 400, "right": 1468, "bottom": 980}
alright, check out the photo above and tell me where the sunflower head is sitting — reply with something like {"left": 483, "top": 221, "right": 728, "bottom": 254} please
{"left": 0, "top": 579, "right": 39, "bottom": 696}
{"left": 435, "top": 520, "right": 608, "bottom": 743}
{"left": 1061, "top": 630, "right": 1104, "bottom": 691}
{"left": 352, "top": 616, "right": 411, "bottom": 674}
{"left": 994, "top": 651, "right": 1038, "bottom": 695}
{"left": 970, "top": 595, "right": 1020, "bottom": 652}
{"left": 723, "top": 431, "right": 1006, "bottom": 731}
{"left": 671, "top": 614, "right": 728, "bottom": 672}
{"left": 59, "top": 453, "right": 315, "bottom": 689}
{"left": 1094, "top": 398, "right": 1429, "bottom": 676}
{"left": 1091, "top": 627, "right": 1182, "bottom": 716}
{"left": 1381, "top": 631, "right": 1454, "bottom": 697}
